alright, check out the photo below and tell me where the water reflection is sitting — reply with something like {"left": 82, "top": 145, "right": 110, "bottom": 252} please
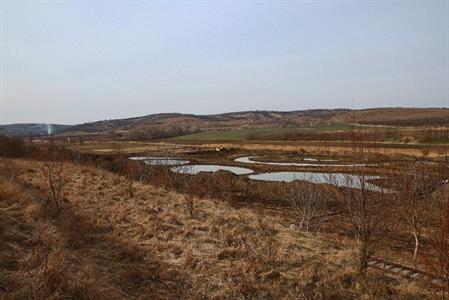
{"left": 249, "top": 171, "right": 386, "bottom": 192}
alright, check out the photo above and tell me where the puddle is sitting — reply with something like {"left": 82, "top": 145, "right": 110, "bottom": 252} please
{"left": 235, "top": 156, "right": 366, "bottom": 167}
{"left": 129, "top": 156, "right": 190, "bottom": 166}
{"left": 249, "top": 171, "right": 386, "bottom": 191}
{"left": 172, "top": 164, "right": 254, "bottom": 175}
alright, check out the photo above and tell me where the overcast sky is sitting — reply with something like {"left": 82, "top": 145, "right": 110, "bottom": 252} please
{"left": 1, "top": 1, "right": 448, "bottom": 124}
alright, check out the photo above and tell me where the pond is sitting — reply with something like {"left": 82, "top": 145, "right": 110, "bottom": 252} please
{"left": 129, "top": 156, "right": 190, "bottom": 166}
{"left": 249, "top": 171, "right": 386, "bottom": 191}
{"left": 235, "top": 156, "right": 367, "bottom": 167}
{"left": 171, "top": 164, "right": 254, "bottom": 175}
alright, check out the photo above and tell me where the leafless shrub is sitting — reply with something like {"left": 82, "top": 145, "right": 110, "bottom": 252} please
{"left": 138, "top": 160, "right": 154, "bottom": 183}
{"left": 185, "top": 194, "right": 194, "bottom": 219}
{"left": 0, "top": 135, "right": 26, "bottom": 157}
{"left": 257, "top": 218, "right": 279, "bottom": 266}
{"left": 289, "top": 178, "right": 324, "bottom": 232}
{"left": 0, "top": 159, "right": 19, "bottom": 181}
{"left": 122, "top": 161, "right": 137, "bottom": 198}
{"left": 43, "top": 160, "right": 67, "bottom": 211}
{"left": 176, "top": 165, "right": 195, "bottom": 218}
{"left": 71, "top": 151, "right": 82, "bottom": 165}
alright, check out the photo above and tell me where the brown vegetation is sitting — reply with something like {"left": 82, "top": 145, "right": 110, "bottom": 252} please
{"left": 0, "top": 136, "right": 26, "bottom": 157}
{"left": 2, "top": 126, "right": 447, "bottom": 298}
{"left": 0, "top": 157, "right": 433, "bottom": 299}
{"left": 424, "top": 180, "right": 449, "bottom": 298}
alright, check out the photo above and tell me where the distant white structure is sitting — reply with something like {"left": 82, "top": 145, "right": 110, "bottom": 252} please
{"left": 47, "top": 124, "right": 53, "bottom": 135}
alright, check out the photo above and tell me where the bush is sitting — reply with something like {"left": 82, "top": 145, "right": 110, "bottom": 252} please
{"left": 0, "top": 136, "right": 26, "bottom": 157}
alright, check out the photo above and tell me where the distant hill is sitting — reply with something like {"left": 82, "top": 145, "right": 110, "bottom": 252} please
{"left": 1, "top": 108, "right": 447, "bottom": 138}
{"left": 63, "top": 109, "right": 348, "bottom": 133}
{"left": 331, "top": 107, "right": 449, "bottom": 126}
{"left": 0, "top": 123, "right": 71, "bottom": 137}
{"left": 51, "top": 109, "right": 350, "bottom": 140}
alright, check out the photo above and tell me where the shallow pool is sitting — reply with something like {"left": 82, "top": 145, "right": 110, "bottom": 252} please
{"left": 172, "top": 164, "right": 254, "bottom": 175}
{"left": 235, "top": 156, "right": 366, "bottom": 167}
{"left": 129, "top": 156, "right": 190, "bottom": 166}
{"left": 249, "top": 171, "right": 386, "bottom": 191}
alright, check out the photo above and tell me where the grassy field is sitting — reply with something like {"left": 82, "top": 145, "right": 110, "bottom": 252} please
{"left": 172, "top": 127, "right": 283, "bottom": 141}
{"left": 171, "top": 124, "right": 360, "bottom": 141}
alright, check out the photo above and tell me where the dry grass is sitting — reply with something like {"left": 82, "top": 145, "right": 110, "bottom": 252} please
{"left": 56, "top": 139, "right": 447, "bottom": 158}
{"left": 0, "top": 158, "right": 432, "bottom": 299}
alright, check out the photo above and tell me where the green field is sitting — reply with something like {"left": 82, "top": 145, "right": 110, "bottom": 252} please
{"left": 171, "top": 124, "right": 363, "bottom": 141}
{"left": 171, "top": 128, "right": 276, "bottom": 141}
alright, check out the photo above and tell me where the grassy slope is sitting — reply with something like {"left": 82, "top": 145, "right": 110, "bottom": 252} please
{"left": 332, "top": 108, "right": 449, "bottom": 125}
{"left": 0, "top": 158, "right": 430, "bottom": 299}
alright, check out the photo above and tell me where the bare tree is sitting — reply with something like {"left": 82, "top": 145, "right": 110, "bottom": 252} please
{"left": 394, "top": 161, "right": 433, "bottom": 261}
{"left": 330, "top": 126, "right": 390, "bottom": 276}
{"left": 289, "top": 178, "right": 323, "bottom": 232}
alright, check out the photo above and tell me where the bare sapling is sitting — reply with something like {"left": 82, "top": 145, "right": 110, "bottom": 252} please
{"left": 394, "top": 160, "right": 433, "bottom": 262}
{"left": 289, "top": 178, "right": 323, "bottom": 232}
{"left": 331, "top": 125, "right": 389, "bottom": 277}
{"left": 43, "top": 160, "right": 67, "bottom": 211}
{"left": 72, "top": 150, "right": 82, "bottom": 165}
{"left": 0, "top": 159, "right": 19, "bottom": 181}
{"left": 122, "top": 160, "right": 137, "bottom": 198}
{"left": 159, "top": 146, "right": 176, "bottom": 188}
{"left": 257, "top": 218, "right": 279, "bottom": 266}
{"left": 185, "top": 193, "right": 194, "bottom": 219}
{"left": 137, "top": 154, "right": 155, "bottom": 183}
{"left": 181, "top": 165, "right": 195, "bottom": 218}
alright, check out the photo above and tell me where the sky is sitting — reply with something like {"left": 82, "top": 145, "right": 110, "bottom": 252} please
{"left": 1, "top": 0, "right": 448, "bottom": 124}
